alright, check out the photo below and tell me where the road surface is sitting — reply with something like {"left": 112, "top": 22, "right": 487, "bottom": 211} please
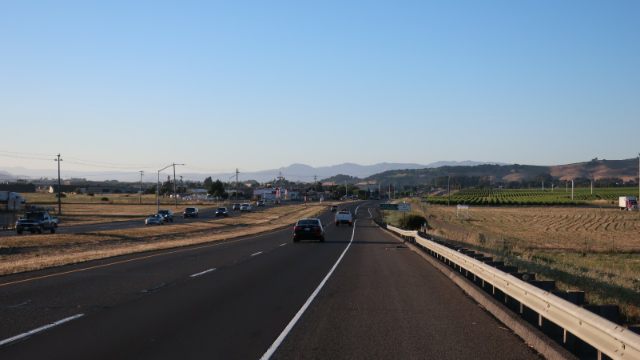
{"left": 0, "top": 202, "right": 540, "bottom": 359}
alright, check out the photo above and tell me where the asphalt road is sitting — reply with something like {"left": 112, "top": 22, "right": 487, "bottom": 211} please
{"left": 0, "top": 202, "right": 541, "bottom": 359}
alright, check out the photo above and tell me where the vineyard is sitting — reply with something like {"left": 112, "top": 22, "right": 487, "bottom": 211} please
{"left": 426, "top": 187, "right": 639, "bottom": 206}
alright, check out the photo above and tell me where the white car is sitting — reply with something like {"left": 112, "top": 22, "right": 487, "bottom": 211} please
{"left": 335, "top": 210, "right": 353, "bottom": 226}
{"left": 240, "top": 203, "right": 253, "bottom": 212}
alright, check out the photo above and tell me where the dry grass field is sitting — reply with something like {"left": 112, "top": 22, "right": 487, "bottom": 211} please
{"left": 23, "top": 193, "right": 252, "bottom": 225}
{"left": 387, "top": 200, "right": 640, "bottom": 322}
{"left": 0, "top": 203, "right": 327, "bottom": 276}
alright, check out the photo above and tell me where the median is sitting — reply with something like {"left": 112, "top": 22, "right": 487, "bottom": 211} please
{"left": 0, "top": 203, "right": 326, "bottom": 276}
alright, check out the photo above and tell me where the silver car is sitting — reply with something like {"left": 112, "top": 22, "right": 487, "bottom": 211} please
{"left": 145, "top": 214, "right": 164, "bottom": 225}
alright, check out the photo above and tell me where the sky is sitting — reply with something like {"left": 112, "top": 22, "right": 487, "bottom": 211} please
{"left": 1, "top": 0, "right": 639, "bottom": 180}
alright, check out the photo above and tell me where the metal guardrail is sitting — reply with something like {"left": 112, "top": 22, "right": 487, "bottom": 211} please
{"left": 386, "top": 225, "right": 640, "bottom": 360}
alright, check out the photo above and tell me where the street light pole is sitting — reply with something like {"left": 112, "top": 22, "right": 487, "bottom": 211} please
{"left": 156, "top": 164, "right": 175, "bottom": 213}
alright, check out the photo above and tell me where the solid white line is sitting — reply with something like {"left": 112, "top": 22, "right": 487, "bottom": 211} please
{"left": 189, "top": 268, "right": 216, "bottom": 278}
{"left": 0, "top": 313, "right": 85, "bottom": 347}
{"left": 279, "top": 243, "right": 287, "bottom": 247}
{"left": 260, "top": 205, "right": 360, "bottom": 360}
{"left": 251, "top": 251, "right": 263, "bottom": 257}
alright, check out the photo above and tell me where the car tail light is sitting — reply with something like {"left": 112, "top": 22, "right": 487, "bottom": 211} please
{"left": 294, "top": 226, "right": 302, "bottom": 232}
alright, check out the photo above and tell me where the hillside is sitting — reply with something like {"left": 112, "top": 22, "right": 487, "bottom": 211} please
{"left": 331, "top": 158, "right": 638, "bottom": 187}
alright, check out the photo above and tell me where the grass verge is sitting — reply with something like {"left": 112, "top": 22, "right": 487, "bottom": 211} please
{"left": 383, "top": 199, "right": 640, "bottom": 323}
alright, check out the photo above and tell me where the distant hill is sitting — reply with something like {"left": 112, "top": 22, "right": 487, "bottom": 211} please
{"left": 359, "top": 158, "right": 639, "bottom": 187}
{"left": 2, "top": 159, "right": 634, "bottom": 185}
{"left": 0, "top": 170, "right": 15, "bottom": 181}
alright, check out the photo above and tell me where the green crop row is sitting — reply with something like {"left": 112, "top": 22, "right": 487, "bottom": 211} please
{"left": 426, "top": 187, "right": 638, "bottom": 206}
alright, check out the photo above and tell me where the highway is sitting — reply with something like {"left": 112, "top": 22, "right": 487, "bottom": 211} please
{"left": 0, "top": 204, "right": 259, "bottom": 236}
{"left": 0, "top": 202, "right": 541, "bottom": 359}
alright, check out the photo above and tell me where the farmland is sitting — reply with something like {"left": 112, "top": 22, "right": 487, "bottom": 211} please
{"left": 426, "top": 186, "right": 638, "bottom": 206}
{"left": 384, "top": 201, "right": 640, "bottom": 322}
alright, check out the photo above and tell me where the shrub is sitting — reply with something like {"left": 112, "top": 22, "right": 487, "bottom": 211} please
{"left": 398, "top": 214, "right": 428, "bottom": 230}
{"left": 100, "top": 197, "right": 109, "bottom": 202}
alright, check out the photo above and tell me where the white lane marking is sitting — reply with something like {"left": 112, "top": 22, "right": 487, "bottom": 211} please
{"left": 189, "top": 268, "right": 216, "bottom": 278}
{"left": 251, "top": 251, "right": 263, "bottom": 257}
{"left": 279, "top": 243, "right": 287, "bottom": 247}
{"left": 260, "top": 205, "right": 360, "bottom": 360}
{"left": 0, "top": 313, "right": 85, "bottom": 347}
{"left": 367, "top": 208, "right": 373, "bottom": 218}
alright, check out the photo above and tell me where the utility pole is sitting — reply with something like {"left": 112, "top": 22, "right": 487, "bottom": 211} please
{"left": 345, "top": 180, "right": 348, "bottom": 198}
{"left": 447, "top": 175, "right": 451, "bottom": 206}
{"left": 235, "top": 168, "right": 240, "bottom": 200}
{"left": 590, "top": 179, "right": 593, "bottom": 196}
{"left": 139, "top": 171, "right": 144, "bottom": 204}
{"left": 571, "top": 179, "right": 574, "bottom": 201}
{"left": 172, "top": 163, "right": 185, "bottom": 208}
{"left": 55, "top": 154, "right": 62, "bottom": 215}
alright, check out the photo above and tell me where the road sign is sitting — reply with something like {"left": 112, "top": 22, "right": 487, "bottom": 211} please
{"left": 379, "top": 203, "right": 398, "bottom": 210}
{"left": 398, "top": 203, "right": 411, "bottom": 212}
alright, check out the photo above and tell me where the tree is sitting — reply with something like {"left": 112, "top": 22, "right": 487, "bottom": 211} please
{"left": 208, "top": 179, "right": 227, "bottom": 198}
{"left": 203, "top": 177, "right": 213, "bottom": 189}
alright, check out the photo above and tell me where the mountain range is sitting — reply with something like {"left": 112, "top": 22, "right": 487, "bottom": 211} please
{"left": 0, "top": 161, "right": 502, "bottom": 183}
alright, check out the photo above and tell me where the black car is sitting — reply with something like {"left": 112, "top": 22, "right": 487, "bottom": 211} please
{"left": 293, "top": 218, "right": 325, "bottom": 242}
{"left": 232, "top": 203, "right": 241, "bottom": 211}
{"left": 183, "top": 207, "right": 199, "bottom": 218}
{"left": 158, "top": 209, "right": 174, "bottom": 223}
{"left": 215, "top": 207, "right": 229, "bottom": 217}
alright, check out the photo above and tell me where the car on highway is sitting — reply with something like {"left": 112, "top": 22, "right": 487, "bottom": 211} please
{"left": 215, "top": 207, "right": 229, "bottom": 217}
{"left": 293, "top": 218, "right": 325, "bottom": 242}
{"left": 183, "top": 207, "right": 199, "bottom": 218}
{"left": 335, "top": 210, "right": 353, "bottom": 226}
{"left": 330, "top": 205, "right": 338, "bottom": 212}
{"left": 232, "top": 203, "right": 240, "bottom": 211}
{"left": 16, "top": 210, "right": 57, "bottom": 234}
{"left": 256, "top": 200, "right": 265, "bottom": 207}
{"left": 145, "top": 214, "right": 164, "bottom": 225}
{"left": 240, "top": 203, "right": 252, "bottom": 212}
{"left": 158, "top": 209, "right": 174, "bottom": 223}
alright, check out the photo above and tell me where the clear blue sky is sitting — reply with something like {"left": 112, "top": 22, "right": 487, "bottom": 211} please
{"left": 1, "top": 0, "right": 639, "bottom": 177}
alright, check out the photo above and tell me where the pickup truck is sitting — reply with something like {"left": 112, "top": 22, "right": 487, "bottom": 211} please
{"left": 16, "top": 210, "right": 57, "bottom": 234}
{"left": 335, "top": 210, "right": 353, "bottom": 226}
